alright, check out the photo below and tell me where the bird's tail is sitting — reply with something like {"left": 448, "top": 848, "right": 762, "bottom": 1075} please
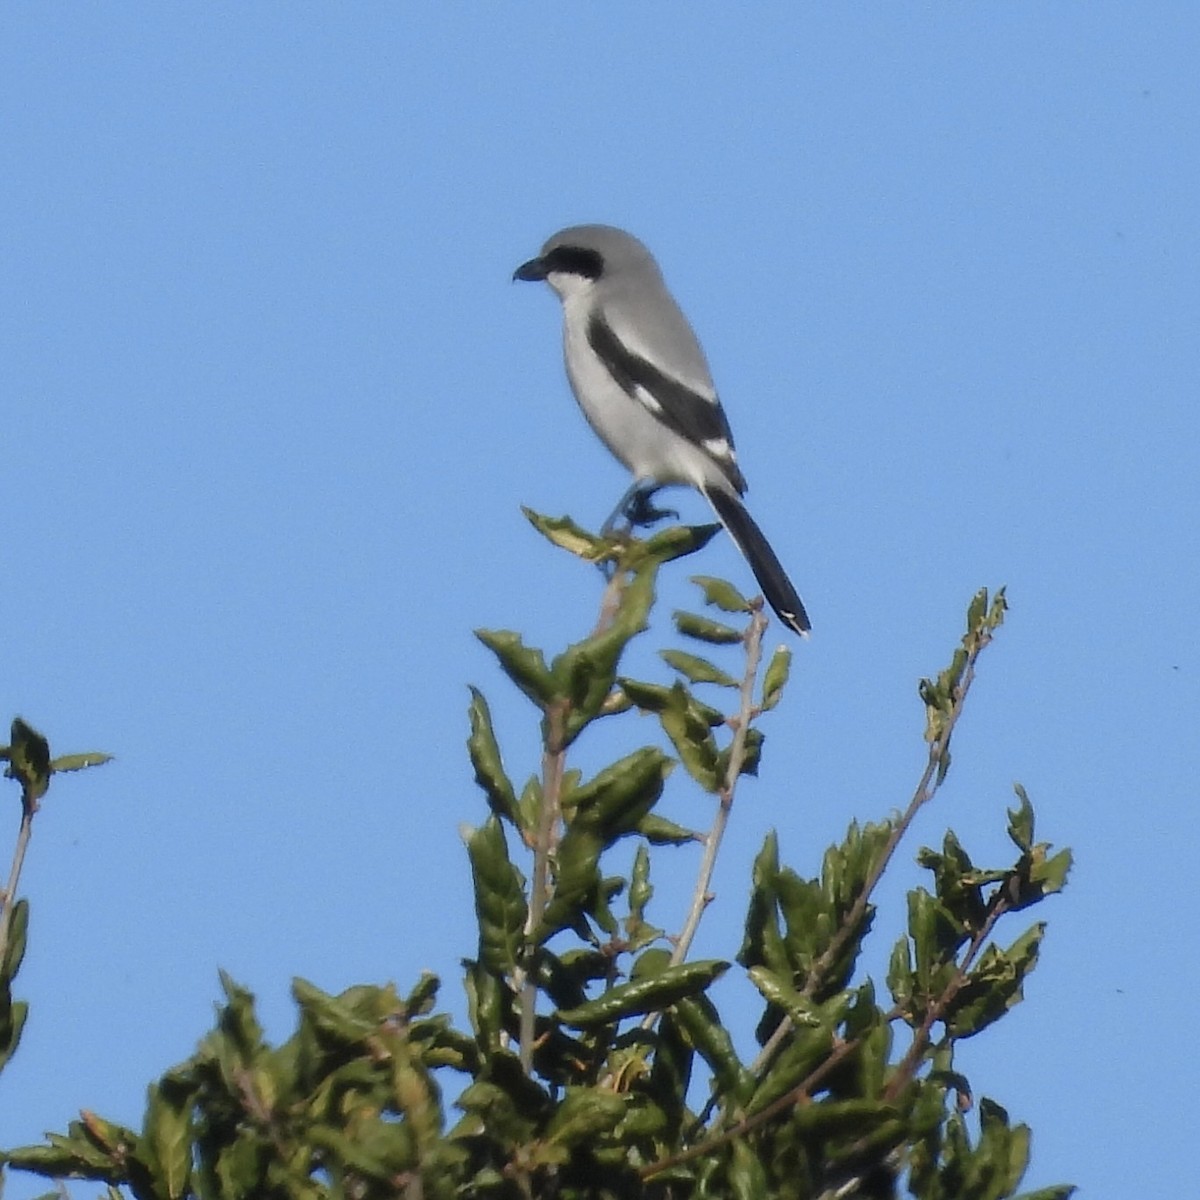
{"left": 702, "top": 485, "right": 811, "bottom": 636}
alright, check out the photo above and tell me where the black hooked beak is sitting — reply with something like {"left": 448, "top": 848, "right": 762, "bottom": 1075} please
{"left": 512, "top": 255, "right": 548, "bottom": 282}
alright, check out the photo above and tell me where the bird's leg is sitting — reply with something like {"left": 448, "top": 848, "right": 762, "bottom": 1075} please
{"left": 624, "top": 484, "right": 679, "bottom": 529}
{"left": 601, "top": 479, "right": 645, "bottom": 537}
{"left": 601, "top": 480, "right": 678, "bottom": 537}
{"left": 596, "top": 480, "right": 678, "bottom": 579}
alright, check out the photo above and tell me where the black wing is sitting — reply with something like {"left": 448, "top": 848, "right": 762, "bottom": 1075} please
{"left": 587, "top": 312, "right": 747, "bottom": 494}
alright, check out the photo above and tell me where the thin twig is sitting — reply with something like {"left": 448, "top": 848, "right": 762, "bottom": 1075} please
{"left": 591, "top": 562, "right": 628, "bottom": 638}
{"left": 751, "top": 624, "right": 994, "bottom": 1074}
{"left": 519, "top": 701, "right": 567, "bottom": 1074}
{"left": 881, "top": 890, "right": 1010, "bottom": 1102}
{"left": 827, "top": 894, "right": 1014, "bottom": 1171}
{"left": 670, "top": 608, "right": 767, "bottom": 968}
{"left": 518, "top": 555, "right": 632, "bottom": 1075}
{"left": 632, "top": 609, "right": 767, "bottom": 1045}
{"left": 0, "top": 789, "right": 37, "bottom": 965}
{"left": 641, "top": 1033, "right": 862, "bottom": 1180}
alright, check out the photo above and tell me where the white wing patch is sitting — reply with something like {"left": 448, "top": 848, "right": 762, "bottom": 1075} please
{"left": 633, "top": 384, "right": 664, "bottom": 416}
{"left": 702, "top": 437, "right": 736, "bottom": 464}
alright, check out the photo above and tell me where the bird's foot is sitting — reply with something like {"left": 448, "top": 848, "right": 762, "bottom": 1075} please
{"left": 622, "top": 488, "right": 678, "bottom": 530}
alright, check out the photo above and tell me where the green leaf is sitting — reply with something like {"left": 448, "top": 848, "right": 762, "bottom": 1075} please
{"left": 522, "top": 508, "right": 610, "bottom": 561}
{"left": 404, "top": 971, "right": 440, "bottom": 1015}
{"left": 715, "top": 726, "right": 763, "bottom": 782}
{"left": 945, "top": 923, "right": 1045, "bottom": 1039}
{"left": 517, "top": 774, "right": 542, "bottom": 833}
{"left": 464, "top": 817, "right": 528, "bottom": 975}
{"left": 557, "top": 959, "right": 728, "bottom": 1027}
{"left": 475, "top": 629, "right": 556, "bottom": 708}
{"left": 462, "top": 957, "right": 505, "bottom": 1051}
{"left": 539, "top": 948, "right": 612, "bottom": 1016}
{"left": 672, "top": 610, "right": 744, "bottom": 644}
{"left": 671, "top": 993, "right": 752, "bottom": 1104}
{"left": 794, "top": 1097, "right": 904, "bottom": 1140}
{"left": 627, "top": 844, "right": 653, "bottom": 927}
{"left": 987, "top": 587, "right": 1009, "bottom": 631}
{"left": 729, "top": 1135, "right": 769, "bottom": 1200}
{"left": 141, "top": 1082, "right": 192, "bottom": 1199}
{"left": 6, "top": 1112, "right": 141, "bottom": 1181}
{"left": 311, "top": 1119, "right": 417, "bottom": 1184}
{"left": 544, "top": 1087, "right": 628, "bottom": 1148}
{"left": 554, "top": 568, "right": 655, "bottom": 743}
{"left": 591, "top": 872, "right": 621, "bottom": 938}
{"left": 1, "top": 1138, "right": 116, "bottom": 1180}
{"left": 618, "top": 676, "right": 726, "bottom": 726}
{"left": 844, "top": 985, "right": 892, "bottom": 1100}
{"left": 908, "top": 888, "right": 968, "bottom": 997}
{"left": 637, "top": 522, "right": 721, "bottom": 565}
{"left": 977, "top": 1096, "right": 1031, "bottom": 1196}
{"left": 745, "top": 966, "right": 831, "bottom": 1028}
{"left": 737, "top": 832, "right": 787, "bottom": 975}
{"left": 655, "top": 681, "right": 721, "bottom": 792}
{"left": 612, "top": 1094, "right": 668, "bottom": 1143}
{"left": 466, "top": 687, "right": 519, "bottom": 826}
{"left": 292, "top": 977, "right": 377, "bottom": 1044}
{"left": 48, "top": 751, "right": 113, "bottom": 774}
{"left": 456, "top": 1055, "right": 547, "bottom": 1139}
{"left": 213, "top": 971, "right": 265, "bottom": 1062}
{"left": 635, "top": 813, "right": 699, "bottom": 845}
{"left": 690, "top": 575, "right": 750, "bottom": 613}
{"left": 79, "top": 1110, "right": 141, "bottom": 1159}
{"left": 967, "top": 587, "right": 988, "bottom": 632}
{"left": 745, "top": 1024, "right": 835, "bottom": 1115}
{"left": 538, "top": 826, "right": 603, "bottom": 942}
{"left": 886, "top": 933, "right": 913, "bottom": 1012}
{"left": 0, "top": 999, "right": 28, "bottom": 1073}
{"left": 648, "top": 1010, "right": 694, "bottom": 1141}
{"left": 1029, "top": 847, "right": 1073, "bottom": 898}
{"left": 7, "top": 718, "right": 51, "bottom": 803}
{"left": 1, "top": 897, "right": 29, "bottom": 982}
{"left": 1007, "top": 784, "right": 1035, "bottom": 853}
{"left": 760, "top": 645, "right": 791, "bottom": 711}
{"left": 567, "top": 747, "right": 672, "bottom": 841}
{"left": 630, "top": 945, "right": 672, "bottom": 981}
{"left": 660, "top": 648, "right": 740, "bottom": 689}
{"left": 919, "top": 832, "right": 987, "bottom": 931}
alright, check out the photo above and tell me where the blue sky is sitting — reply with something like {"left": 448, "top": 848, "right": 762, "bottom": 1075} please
{"left": 2, "top": 6, "right": 1197, "bottom": 1196}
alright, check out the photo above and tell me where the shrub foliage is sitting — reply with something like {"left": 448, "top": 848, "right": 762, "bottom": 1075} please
{"left": 1, "top": 515, "right": 1073, "bottom": 1199}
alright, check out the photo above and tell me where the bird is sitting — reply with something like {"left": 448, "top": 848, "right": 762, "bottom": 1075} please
{"left": 513, "top": 223, "right": 811, "bottom": 636}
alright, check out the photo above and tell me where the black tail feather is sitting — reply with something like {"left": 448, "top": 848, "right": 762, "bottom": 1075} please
{"left": 703, "top": 486, "right": 811, "bottom": 636}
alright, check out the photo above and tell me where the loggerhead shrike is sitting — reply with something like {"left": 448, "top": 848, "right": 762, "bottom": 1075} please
{"left": 514, "top": 224, "right": 811, "bottom": 635}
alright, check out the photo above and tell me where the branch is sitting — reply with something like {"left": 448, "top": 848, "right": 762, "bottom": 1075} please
{"left": 517, "top": 563, "right": 629, "bottom": 1073}
{"left": 518, "top": 700, "right": 566, "bottom": 1074}
{"left": 641, "top": 1033, "right": 862, "bottom": 1180}
{"left": 0, "top": 784, "right": 38, "bottom": 966}
{"left": 631, "top": 608, "right": 767, "bottom": 1046}
{"left": 753, "top": 611, "right": 998, "bottom": 1072}
{"left": 670, "top": 607, "right": 767, "bottom": 968}
{"left": 881, "top": 889, "right": 1011, "bottom": 1102}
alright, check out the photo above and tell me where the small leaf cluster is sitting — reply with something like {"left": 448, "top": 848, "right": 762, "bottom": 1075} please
{"left": 1, "top": 526, "right": 1075, "bottom": 1199}
{"left": 891, "top": 792, "right": 1071, "bottom": 1045}
{"left": 0, "top": 719, "right": 111, "bottom": 1083}
{"left": 5, "top": 972, "right": 473, "bottom": 1199}
{"left": 0, "top": 890, "right": 26, "bottom": 1080}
